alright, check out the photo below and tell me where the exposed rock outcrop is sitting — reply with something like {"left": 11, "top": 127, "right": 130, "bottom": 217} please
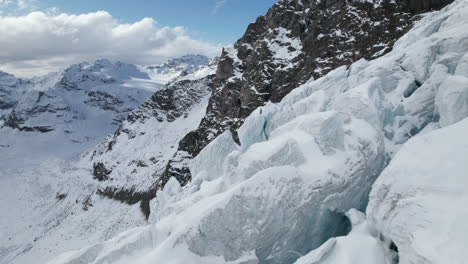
{"left": 159, "top": 0, "right": 453, "bottom": 188}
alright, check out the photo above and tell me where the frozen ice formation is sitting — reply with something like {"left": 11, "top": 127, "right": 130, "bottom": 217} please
{"left": 47, "top": 1, "right": 468, "bottom": 263}
{"left": 367, "top": 117, "right": 468, "bottom": 264}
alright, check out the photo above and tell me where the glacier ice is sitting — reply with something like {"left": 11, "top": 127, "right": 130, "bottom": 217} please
{"left": 43, "top": 0, "right": 468, "bottom": 263}
{"left": 293, "top": 209, "right": 390, "bottom": 264}
{"left": 367, "top": 117, "right": 468, "bottom": 264}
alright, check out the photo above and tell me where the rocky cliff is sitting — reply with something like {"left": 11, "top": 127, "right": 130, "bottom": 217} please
{"left": 159, "top": 0, "right": 454, "bottom": 188}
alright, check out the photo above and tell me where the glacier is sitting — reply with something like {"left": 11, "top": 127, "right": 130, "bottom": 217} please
{"left": 366, "top": 117, "right": 468, "bottom": 264}
{"left": 45, "top": 1, "right": 468, "bottom": 264}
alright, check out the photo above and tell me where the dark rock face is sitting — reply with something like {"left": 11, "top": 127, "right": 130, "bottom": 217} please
{"left": 101, "top": 73, "right": 214, "bottom": 156}
{"left": 0, "top": 72, "right": 19, "bottom": 114}
{"left": 3, "top": 110, "right": 55, "bottom": 133}
{"left": 85, "top": 91, "right": 124, "bottom": 112}
{"left": 158, "top": 0, "right": 454, "bottom": 188}
{"left": 147, "top": 55, "right": 210, "bottom": 77}
{"left": 93, "top": 162, "right": 112, "bottom": 181}
{"left": 127, "top": 77, "right": 213, "bottom": 125}
{"left": 87, "top": 67, "right": 215, "bottom": 205}
{"left": 404, "top": 0, "right": 454, "bottom": 13}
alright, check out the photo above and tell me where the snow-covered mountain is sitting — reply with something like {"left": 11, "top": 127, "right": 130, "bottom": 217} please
{"left": 42, "top": 0, "right": 468, "bottom": 263}
{"left": 0, "top": 56, "right": 210, "bottom": 168}
{"left": 3, "top": 0, "right": 468, "bottom": 263}
{"left": 0, "top": 60, "right": 158, "bottom": 168}
{"left": 0, "top": 71, "right": 20, "bottom": 117}
{"left": 0, "top": 56, "right": 213, "bottom": 264}
{"left": 145, "top": 55, "right": 211, "bottom": 84}
{"left": 84, "top": 59, "right": 217, "bottom": 199}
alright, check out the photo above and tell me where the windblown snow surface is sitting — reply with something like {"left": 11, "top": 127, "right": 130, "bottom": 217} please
{"left": 47, "top": 1, "right": 468, "bottom": 264}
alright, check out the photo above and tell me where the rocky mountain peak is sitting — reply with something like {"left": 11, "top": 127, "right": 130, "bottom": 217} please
{"left": 158, "top": 0, "right": 454, "bottom": 188}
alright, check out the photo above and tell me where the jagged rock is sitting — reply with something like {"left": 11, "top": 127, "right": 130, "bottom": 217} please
{"left": 92, "top": 162, "right": 112, "bottom": 181}
{"left": 85, "top": 60, "right": 217, "bottom": 193}
{"left": 404, "top": 0, "right": 454, "bottom": 12}
{"left": 161, "top": 0, "right": 454, "bottom": 188}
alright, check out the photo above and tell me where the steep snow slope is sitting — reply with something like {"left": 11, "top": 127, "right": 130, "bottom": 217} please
{"left": 83, "top": 60, "right": 217, "bottom": 192}
{"left": 0, "top": 57, "right": 212, "bottom": 264}
{"left": 47, "top": 1, "right": 468, "bottom": 264}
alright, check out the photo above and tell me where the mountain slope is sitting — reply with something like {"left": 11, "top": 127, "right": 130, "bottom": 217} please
{"left": 0, "top": 56, "right": 212, "bottom": 264}
{"left": 0, "top": 59, "right": 161, "bottom": 168}
{"left": 83, "top": 60, "right": 217, "bottom": 197}
{"left": 161, "top": 0, "right": 453, "bottom": 189}
{"left": 47, "top": 0, "right": 468, "bottom": 263}
{"left": 76, "top": 0, "right": 441, "bottom": 215}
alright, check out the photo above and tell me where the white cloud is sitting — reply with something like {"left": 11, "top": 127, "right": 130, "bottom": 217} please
{"left": 212, "top": 0, "right": 228, "bottom": 15}
{"left": 0, "top": 11, "right": 221, "bottom": 77}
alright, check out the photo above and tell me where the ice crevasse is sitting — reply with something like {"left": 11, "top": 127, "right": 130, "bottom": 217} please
{"left": 50, "top": 1, "right": 468, "bottom": 263}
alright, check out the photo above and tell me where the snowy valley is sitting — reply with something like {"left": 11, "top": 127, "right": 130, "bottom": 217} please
{"left": 1, "top": 0, "right": 468, "bottom": 264}
{"left": 0, "top": 55, "right": 214, "bottom": 263}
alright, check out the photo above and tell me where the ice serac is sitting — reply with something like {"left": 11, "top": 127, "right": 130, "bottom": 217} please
{"left": 161, "top": 0, "right": 454, "bottom": 189}
{"left": 47, "top": 0, "right": 468, "bottom": 263}
{"left": 293, "top": 210, "right": 389, "bottom": 264}
{"left": 367, "top": 118, "right": 468, "bottom": 264}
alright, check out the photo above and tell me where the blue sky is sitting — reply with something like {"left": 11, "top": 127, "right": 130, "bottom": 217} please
{"left": 35, "top": 0, "right": 277, "bottom": 45}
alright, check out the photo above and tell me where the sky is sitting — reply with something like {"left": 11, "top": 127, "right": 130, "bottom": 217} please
{"left": 0, "top": 0, "right": 277, "bottom": 77}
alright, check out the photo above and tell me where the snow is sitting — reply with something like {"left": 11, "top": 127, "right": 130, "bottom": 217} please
{"left": 0, "top": 56, "right": 214, "bottom": 264}
{"left": 44, "top": 1, "right": 468, "bottom": 263}
{"left": 145, "top": 55, "right": 210, "bottom": 84}
{"left": 45, "top": 1, "right": 468, "bottom": 263}
{"left": 0, "top": 162, "right": 147, "bottom": 264}
{"left": 294, "top": 210, "right": 389, "bottom": 264}
{"left": 83, "top": 61, "right": 216, "bottom": 190}
{"left": 367, "top": 117, "right": 468, "bottom": 264}
{"left": 3, "top": 0, "right": 468, "bottom": 263}
{"left": 436, "top": 75, "right": 468, "bottom": 127}
{"left": 267, "top": 27, "right": 302, "bottom": 63}
{"left": 84, "top": 88, "right": 211, "bottom": 190}
{"left": 0, "top": 59, "right": 162, "bottom": 168}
